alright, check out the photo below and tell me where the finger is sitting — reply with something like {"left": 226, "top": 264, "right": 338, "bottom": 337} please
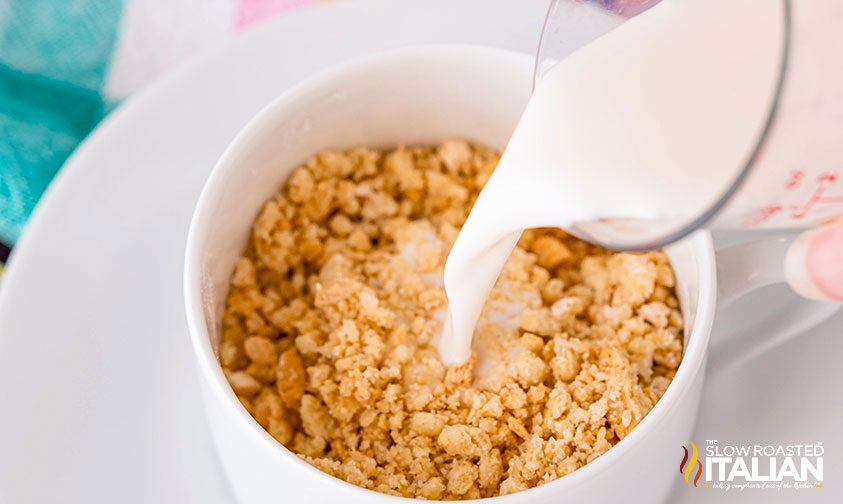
{"left": 785, "top": 218, "right": 843, "bottom": 301}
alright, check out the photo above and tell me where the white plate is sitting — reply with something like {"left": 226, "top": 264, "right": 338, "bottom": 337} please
{"left": 0, "top": 1, "right": 839, "bottom": 502}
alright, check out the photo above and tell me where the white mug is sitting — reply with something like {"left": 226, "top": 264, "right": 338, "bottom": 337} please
{"left": 184, "top": 45, "right": 838, "bottom": 503}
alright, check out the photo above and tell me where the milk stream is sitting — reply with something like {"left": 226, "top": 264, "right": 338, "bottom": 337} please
{"left": 437, "top": 0, "right": 784, "bottom": 365}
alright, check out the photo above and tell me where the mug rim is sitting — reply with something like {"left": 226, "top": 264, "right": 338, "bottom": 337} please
{"left": 184, "top": 43, "right": 717, "bottom": 503}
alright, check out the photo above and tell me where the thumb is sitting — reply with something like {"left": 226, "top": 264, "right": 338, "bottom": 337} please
{"left": 785, "top": 218, "right": 843, "bottom": 301}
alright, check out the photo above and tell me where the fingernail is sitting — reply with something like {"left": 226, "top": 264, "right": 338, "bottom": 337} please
{"left": 785, "top": 222, "right": 843, "bottom": 301}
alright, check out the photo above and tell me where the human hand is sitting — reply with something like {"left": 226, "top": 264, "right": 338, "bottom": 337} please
{"left": 786, "top": 218, "right": 843, "bottom": 301}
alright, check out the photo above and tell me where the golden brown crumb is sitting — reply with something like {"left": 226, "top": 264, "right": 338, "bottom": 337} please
{"left": 220, "top": 141, "right": 684, "bottom": 499}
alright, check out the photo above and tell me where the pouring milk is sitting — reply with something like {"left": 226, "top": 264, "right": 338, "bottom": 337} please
{"left": 438, "top": 0, "right": 843, "bottom": 365}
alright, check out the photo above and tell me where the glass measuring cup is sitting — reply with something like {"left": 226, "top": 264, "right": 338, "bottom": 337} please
{"left": 535, "top": 0, "right": 798, "bottom": 251}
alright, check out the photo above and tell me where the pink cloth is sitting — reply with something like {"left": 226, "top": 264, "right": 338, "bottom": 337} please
{"left": 236, "top": 0, "right": 316, "bottom": 28}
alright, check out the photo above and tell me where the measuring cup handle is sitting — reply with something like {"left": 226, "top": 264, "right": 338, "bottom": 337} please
{"left": 709, "top": 236, "right": 841, "bottom": 375}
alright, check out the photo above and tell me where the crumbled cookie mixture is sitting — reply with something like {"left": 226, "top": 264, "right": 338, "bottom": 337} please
{"left": 219, "top": 141, "right": 684, "bottom": 499}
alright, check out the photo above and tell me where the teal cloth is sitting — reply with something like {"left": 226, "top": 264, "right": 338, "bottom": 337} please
{"left": 0, "top": 0, "right": 123, "bottom": 246}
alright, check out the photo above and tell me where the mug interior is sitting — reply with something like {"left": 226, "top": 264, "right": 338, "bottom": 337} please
{"left": 191, "top": 45, "right": 533, "bottom": 350}
{"left": 185, "top": 44, "right": 713, "bottom": 502}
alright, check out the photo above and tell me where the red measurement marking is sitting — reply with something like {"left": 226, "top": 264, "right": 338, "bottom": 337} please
{"left": 818, "top": 172, "right": 838, "bottom": 183}
{"left": 743, "top": 203, "right": 783, "bottom": 226}
{"left": 790, "top": 171, "right": 842, "bottom": 219}
{"left": 785, "top": 169, "right": 804, "bottom": 190}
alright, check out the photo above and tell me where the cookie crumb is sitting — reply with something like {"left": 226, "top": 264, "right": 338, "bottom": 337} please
{"left": 220, "top": 142, "right": 684, "bottom": 499}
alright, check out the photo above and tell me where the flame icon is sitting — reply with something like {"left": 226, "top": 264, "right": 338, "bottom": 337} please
{"left": 679, "top": 441, "right": 702, "bottom": 487}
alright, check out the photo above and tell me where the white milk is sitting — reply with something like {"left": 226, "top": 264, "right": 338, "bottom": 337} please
{"left": 437, "top": 0, "right": 784, "bottom": 364}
